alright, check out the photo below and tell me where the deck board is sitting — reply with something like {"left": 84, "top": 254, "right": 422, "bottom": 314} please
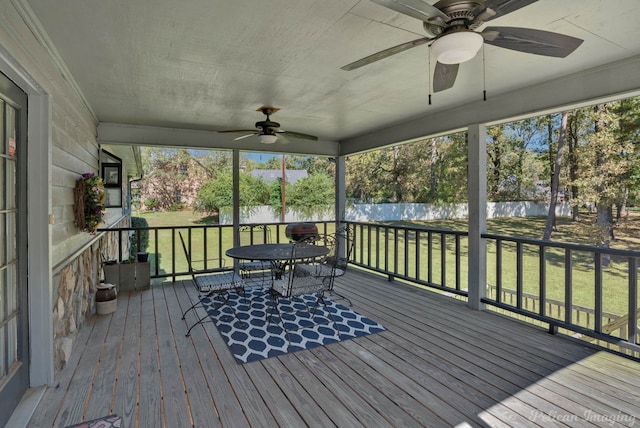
{"left": 137, "top": 289, "right": 162, "bottom": 428}
{"left": 153, "top": 284, "right": 192, "bottom": 428}
{"left": 174, "top": 281, "right": 270, "bottom": 427}
{"left": 29, "top": 269, "right": 640, "bottom": 428}
{"left": 293, "top": 349, "right": 396, "bottom": 428}
{"left": 84, "top": 298, "right": 127, "bottom": 420}
{"left": 26, "top": 311, "right": 96, "bottom": 428}
{"left": 113, "top": 291, "right": 141, "bottom": 428}
{"left": 162, "top": 283, "right": 223, "bottom": 428}
{"left": 53, "top": 313, "right": 112, "bottom": 427}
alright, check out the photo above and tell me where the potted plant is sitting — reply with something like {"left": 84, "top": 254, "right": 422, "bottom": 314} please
{"left": 74, "top": 172, "right": 105, "bottom": 233}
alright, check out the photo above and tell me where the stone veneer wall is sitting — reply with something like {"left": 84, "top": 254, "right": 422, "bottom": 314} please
{"left": 52, "top": 218, "right": 129, "bottom": 373}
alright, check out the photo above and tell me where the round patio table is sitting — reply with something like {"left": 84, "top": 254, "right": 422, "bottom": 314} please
{"left": 226, "top": 243, "right": 329, "bottom": 279}
{"left": 226, "top": 243, "right": 327, "bottom": 261}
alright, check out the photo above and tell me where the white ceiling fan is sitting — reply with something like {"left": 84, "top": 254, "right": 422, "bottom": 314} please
{"left": 342, "top": 0, "right": 584, "bottom": 92}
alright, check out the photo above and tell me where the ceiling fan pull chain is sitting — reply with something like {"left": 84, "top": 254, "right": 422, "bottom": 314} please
{"left": 428, "top": 48, "right": 432, "bottom": 105}
{"left": 482, "top": 44, "right": 487, "bottom": 101}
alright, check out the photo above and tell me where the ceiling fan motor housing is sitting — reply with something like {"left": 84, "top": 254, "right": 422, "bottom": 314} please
{"left": 255, "top": 120, "right": 280, "bottom": 133}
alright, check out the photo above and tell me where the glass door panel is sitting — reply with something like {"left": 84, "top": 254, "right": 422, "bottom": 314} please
{"left": 0, "top": 74, "right": 28, "bottom": 427}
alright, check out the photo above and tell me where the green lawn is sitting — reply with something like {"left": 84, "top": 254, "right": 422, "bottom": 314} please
{"left": 135, "top": 209, "right": 639, "bottom": 326}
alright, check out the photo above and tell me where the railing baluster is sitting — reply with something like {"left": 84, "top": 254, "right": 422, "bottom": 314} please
{"left": 496, "top": 239, "right": 502, "bottom": 304}
{"left": 384, "top": 226, "right": 389, "bottom": 274}
{"left": 404, "top": 229, "right": 410, "bottom": 277}
{"left": 203, "top": 227, "right": 208, "bottom": 270}
{"left": 367, "top": 224, "right": 373, "bottom": 267}
{"left": 539, "top": 245, "right": 546, "bottom": 317}
{"left": 565, "top": 248, "right": 573, "bottom": 326}
{"left": 218, "top": 225, "right": 223, "bottom": 267}
{"left": 427, "top": 232, "right": 433, "bottom": 284}
{"left": 360, "top": 225, "right": 364, "bottom": 263}
{"left": 416, "top": 230, "right": 421, "bottom": 281}
{"left": 393, "top": 227, "right": 399, "bottom": 276}
{"left": 629, "top": 257, "right": 638, "bottom": 344}
{"left": 154, "top": 228, "right": 159, "bottom": 278}
{"left": 516, "top": 242, "right": 523, "bottom": 310}
{"left": 455, "top": 234, "right": 460, "bottom": 291}
{"left": 594, "top": 252, "right": 603, "bottom": 333}
{"left": 374, "top": 225, "right": 380, "bottom": 269}
{"left": 441, "top": 233, "right": 446, "bottom": 288}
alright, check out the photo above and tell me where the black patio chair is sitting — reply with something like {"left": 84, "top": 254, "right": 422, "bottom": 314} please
{"left": 294, "top": 225, "right": 354, "bottom": 306}
{"left": 267, "top": 237, "right": 338, "bottom": 332}
{"left": 178, "top": 232, "right": 245, "bottom": 337}
{"left": 237, "top": 224, "right": 272, "bottom": 286}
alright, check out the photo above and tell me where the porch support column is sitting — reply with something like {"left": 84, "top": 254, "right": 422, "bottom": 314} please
{"left": 335, "top": 156, "right": 346, "bottom": 225}
{"left": 468, "top": 123, "right": 487, "bottom": 310}
{"left": 334, "top": 155, "right": 347, "bottom": 259}
{"left": 232, "top": 149, "right": 240, "bottom": 247}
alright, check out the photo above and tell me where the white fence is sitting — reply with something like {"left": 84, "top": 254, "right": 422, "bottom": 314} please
{"left": 220, "top": 201, "right": 571, "bottom": 224}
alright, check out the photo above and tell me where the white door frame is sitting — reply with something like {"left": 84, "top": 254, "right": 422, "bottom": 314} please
{"left": 0, "top": 46, "right": 53, "bottom": 387}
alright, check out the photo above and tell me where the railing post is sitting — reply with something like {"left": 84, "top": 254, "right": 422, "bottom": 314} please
{"left": 468, "top": 123, "right": 487, "bottom": 310}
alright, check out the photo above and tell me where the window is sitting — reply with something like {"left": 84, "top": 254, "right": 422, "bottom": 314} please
{"left": 101, "top": 152, "right": 123, "bottom": 208}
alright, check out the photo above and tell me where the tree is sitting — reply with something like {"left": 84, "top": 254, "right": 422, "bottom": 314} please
{"left": 612, "top": 97, "right": 640, "bottom": 218}
{"left": 139, "top": 148, "right": 232, "bottom": 210}
{"left": 567, "top": 103, "right": 634, "bottom": 258}
{"left": 287, "top": 173, "right": 335, "bottom": 216}
{"left": 346, "top": 151, "right": 390, "bottom": 202}
{"left": 543, "top": 111, "right": 568, "bottom": 240}
{"left": 195, "top": 171, "right": 269, "bottom": 214}
{"left": 487, "top": 126, "right": 505, "bottom": 199}
{"left": 140, "top": 148, "right": 211, "bottom": 210}
{"left": 487, "top": 119, "right": 546, "bottom": 202}
{"left": 565, "top": 108, "right": 589, "bottom": 221}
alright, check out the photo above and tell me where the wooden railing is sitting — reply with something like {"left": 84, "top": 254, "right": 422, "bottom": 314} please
{"left": 100, "top": 220, "right": 640, "bottom": 357}
{"left": 344, "top": 221, "right": 639, "bottom": 356}
{"left": 346, "top": 221, "right": 468, "bottom": 296}
{"left": 99, "top": 221, "right": 335, "bottom": 281}
{"left": 483, "top": 233, "right": 640, "bottom": 356}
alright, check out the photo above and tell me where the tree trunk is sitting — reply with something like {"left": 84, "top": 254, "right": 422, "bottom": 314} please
{"left": 429, "top": 138, "right": 437, "bottom": 198}
{"left": 617, "top": 188, "right": 629, "bottom": 222}
{"left": 543, "top": 112, "right": 568, "bottom": 241}
{"left": 593, "top": 105, "right": 612, "bottom": 265}
{"left": 567, "top": 113, "right": 580, "bottom": 221}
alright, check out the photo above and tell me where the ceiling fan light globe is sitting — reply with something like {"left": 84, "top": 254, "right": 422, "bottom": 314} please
{"left": 259, "top": 134, "right": 278, "bottom": 144}
{"left": 431, "top": 31, "right": 483, "bottom": 64}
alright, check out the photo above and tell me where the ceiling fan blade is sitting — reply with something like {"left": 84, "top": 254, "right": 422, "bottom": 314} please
{"left": 279, "top": 130, "right": 318, "bottom": 141}
{"left": 433, "top": 62, "right": 458, "bottom": 93}
{"left": 482, "top": 27, "right": 583, "bottom": 58}
{"left": 277, "top": 134, "right": 290, "bottom": 144}
{"left": 218, "top": 129, "right": 257, "bottom": 133}
{"left": 472, "top": 0, "right": 538, "bottom": 24}
{"left": 369, "top": 0, "right": 448, "bottom": 25}
{"left": 341, "top": 37, "right": 430, "bottom": 71}
{"left": 233, "top": 133, "right": 258, "bottom": 141}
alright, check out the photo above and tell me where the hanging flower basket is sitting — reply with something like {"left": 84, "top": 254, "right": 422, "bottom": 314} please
{"left": 74, "top": 173, "right": 106, "bottom": 233}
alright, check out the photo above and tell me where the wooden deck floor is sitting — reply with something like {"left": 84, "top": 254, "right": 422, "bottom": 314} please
{"left": 29, "top": 269, "right": 640, "bottom": 427}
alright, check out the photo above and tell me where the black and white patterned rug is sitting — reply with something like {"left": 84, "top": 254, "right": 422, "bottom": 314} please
{"left": 200, "top": 287, "right": 385, "bottom": 364}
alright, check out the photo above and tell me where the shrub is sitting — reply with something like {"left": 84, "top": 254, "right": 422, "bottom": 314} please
{"left": 144, "top": 198, "right": 159, "bottom": 210}
{"left": 130, "top": 216, "right": 149, "bottom": 255}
